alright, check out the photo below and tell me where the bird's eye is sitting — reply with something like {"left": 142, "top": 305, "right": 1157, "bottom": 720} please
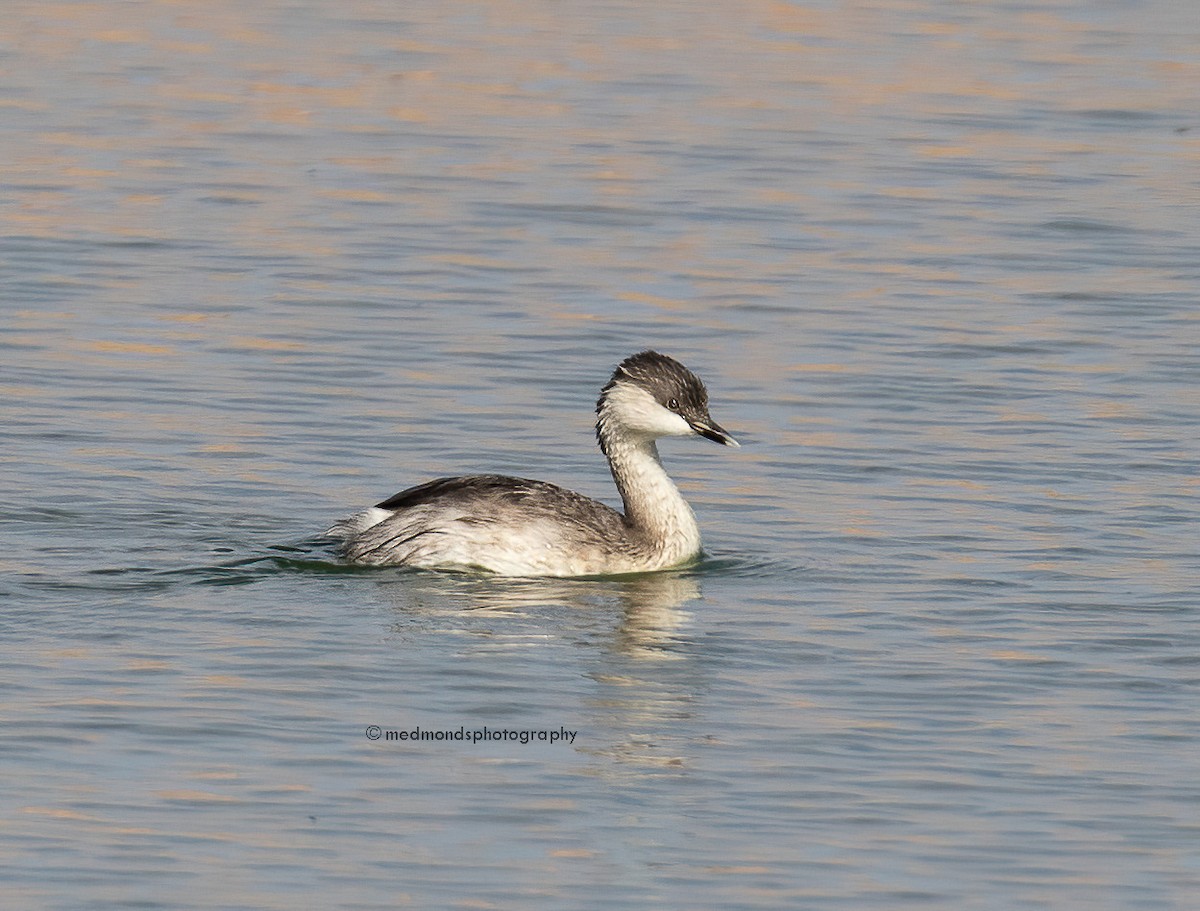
{"left": 667, "top": 397, "right": 679, "bottom": 411}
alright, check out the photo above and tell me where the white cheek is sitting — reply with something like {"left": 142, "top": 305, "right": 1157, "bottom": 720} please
{"left": 627, "top": 389, "right": 691, "bottom": 436}
{"left": 644, "top": 407, "right": 692, "bottom": 436}
{"left": 604, "top": 383, "right": 694, "bottom": 437}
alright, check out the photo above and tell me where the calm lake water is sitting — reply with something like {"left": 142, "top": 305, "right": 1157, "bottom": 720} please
{"left": 3, "top": 1, "right": 1199, "bottom": 908}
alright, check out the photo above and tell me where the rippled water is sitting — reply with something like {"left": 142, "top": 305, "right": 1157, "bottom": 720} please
{"left": 3, "top": 1, "right": 1199, "bottom": 908}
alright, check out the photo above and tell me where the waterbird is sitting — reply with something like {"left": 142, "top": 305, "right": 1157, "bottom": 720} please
{"left": 326, "top": 350, "right": 738, "bottom": 576}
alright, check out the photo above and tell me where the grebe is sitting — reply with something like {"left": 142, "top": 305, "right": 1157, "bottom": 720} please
{"left": 326, "top": 350, "right": 738, "bottom": 577}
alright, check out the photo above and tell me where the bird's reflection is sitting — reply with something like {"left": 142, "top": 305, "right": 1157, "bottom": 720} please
{"left": 611, "top": 573, "right": 698, "bottom": 659}
{"left": 375, "top": 568, "right": 702, "bottom": 659}
{"left": 371, "top": 568, "right": 710, "bottom": 773}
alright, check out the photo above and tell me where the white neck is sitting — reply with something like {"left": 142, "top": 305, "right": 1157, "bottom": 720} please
{"left": 598, "top": 425, "right": 702, "bottom": 566}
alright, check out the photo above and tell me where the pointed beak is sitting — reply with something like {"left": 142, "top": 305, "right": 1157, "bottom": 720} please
{"left": 689, "top": 418, "right": 739, "bottom": 447}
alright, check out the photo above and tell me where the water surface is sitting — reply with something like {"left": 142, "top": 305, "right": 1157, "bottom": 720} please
{"left": 3, "top": 1, "right": 1199, "bottom": 908}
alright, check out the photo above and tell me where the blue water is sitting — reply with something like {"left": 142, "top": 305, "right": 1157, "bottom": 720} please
{"left": 3, "top": 1, "right": 1199, "bottom": 908}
